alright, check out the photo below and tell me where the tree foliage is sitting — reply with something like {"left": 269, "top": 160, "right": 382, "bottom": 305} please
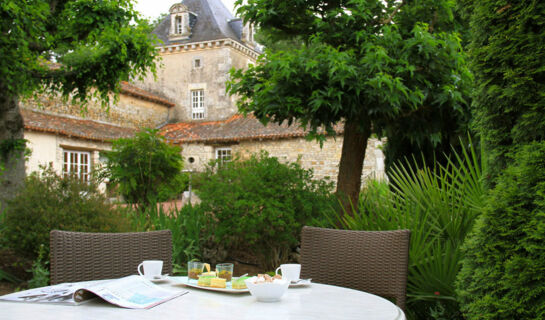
{"left": 467, "top": 0, "right": 545, "bottom": 186}
{"left": 456, "top": 2, "right": 545, "bottom": 318}
{"left": 102, "top": 129, "right": 185, "bottom": 208}
{"left": 197, "top": 152, "right": 334, "bottom": 270}
{"left": 228, "top": 0, "right": 470, "bottom": 211}
{"left": 0, "top": 0, "right": 157, "bottom": 203}
{"left": 380, "top": 1, "right": 472, "bottom": 173}
{"left": 1, "top": 0, "right": 156, "bottom": 100}
{"left": 457, "top": 142, "right": 545, "bottom": 319}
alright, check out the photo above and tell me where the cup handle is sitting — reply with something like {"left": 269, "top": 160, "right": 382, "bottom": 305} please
{"left": 138, "top": 262, "right": 144, "bottom": 277}
{"left": 275, "top": 267, "right": 281, "bottom": 275}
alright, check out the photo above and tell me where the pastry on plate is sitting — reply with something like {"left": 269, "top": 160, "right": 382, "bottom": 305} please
{"left": 201, "top": 271, "right": 216, "bottom": 277}
{"left": 197, "top": 275, "right": 215, "bottom": 287}
{"left": 232, "top": 276, "right": 251, "bottom": 289}
{"left": 202, "top": 263, "right": 216, "bottom": 277}
{"left": 210, "top": 277, "right": 227, "bottom": 288}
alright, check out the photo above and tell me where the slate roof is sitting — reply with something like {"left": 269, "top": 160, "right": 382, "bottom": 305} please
{"left": 161, "top": 114, "right": 343, "bottom": 144}
{"left": 153, "top": 0, "right": 244, "bottom": 46}
{"left": 22, "top": 109, "right": 136, "bottom": 142}
{"left": 120, "top": 82, "right": 175, "bottom": 108}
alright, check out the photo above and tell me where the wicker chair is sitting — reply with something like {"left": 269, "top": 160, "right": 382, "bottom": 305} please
{"left": 50, "top": 230, "right": 172, "bottom": 284}
{"left": 300, "top": 226, "right": 410, "bottom": 309}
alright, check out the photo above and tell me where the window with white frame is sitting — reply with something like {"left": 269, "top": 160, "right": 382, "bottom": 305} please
{"left": 215, "top": 148, "right": 232, "bottom": 164}
{"left": 191, "top": 89, "right": 205, "bottom": 119}
{"left": 63, "top": 150, "right": 91, "bottom": 182}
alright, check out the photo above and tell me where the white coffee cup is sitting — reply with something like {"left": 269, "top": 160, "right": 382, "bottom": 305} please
{"left": 275, "top": 264, "right": 301, "bottom": 282}
{"left": 138, "top": 260, "right": 163, "bottom": 279}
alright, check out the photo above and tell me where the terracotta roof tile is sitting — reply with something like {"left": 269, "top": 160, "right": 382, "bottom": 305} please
{"left": 160, "top": 114, "right": 343, "bottom": 144}
{"left": 23, "top": 109, "right": 136, "bottom": 142}
{"left": 120, "top": 82, "right": 175, "bottom": 108}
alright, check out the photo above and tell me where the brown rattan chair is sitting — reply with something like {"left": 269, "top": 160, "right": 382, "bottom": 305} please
{"left": 50, "top": 230, "right": 172, "bottom": 284}
{"left": 300, "top": 226, "right": 410, "bottom": 309}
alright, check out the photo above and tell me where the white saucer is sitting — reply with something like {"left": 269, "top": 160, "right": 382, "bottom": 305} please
{"left": 289, "top": 279, "right": 312, "bottom": 287}
{"left": 148, "top": 275, "right": 170, "bottom": 283}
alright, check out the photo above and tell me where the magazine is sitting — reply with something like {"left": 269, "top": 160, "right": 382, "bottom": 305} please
{"left": 0, "top": 275, "right": 188, "bottom": 309}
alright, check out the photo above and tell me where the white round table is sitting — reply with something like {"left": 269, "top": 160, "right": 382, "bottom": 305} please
{"left": 0, "top": 277, "right": 405, "bottom": 320}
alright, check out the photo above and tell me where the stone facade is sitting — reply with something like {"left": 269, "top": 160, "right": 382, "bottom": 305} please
{"left": 138, "top": 42, "right": 256, "bottom": 122}
{"left": 181, "top": 137, "right": 386, "bottom": 186}
{"left": 21, "top": 91, "right": 172, "bottom": 130}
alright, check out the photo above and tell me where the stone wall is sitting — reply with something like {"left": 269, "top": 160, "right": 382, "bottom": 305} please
{"left": 21, "top": 92, "right": 170, "bottom": 129}
{"left": 180, "top": 136, "right": 386, "bottom": 186}
{"left": 138, "top": 44, "right": 255, "bottom": 122}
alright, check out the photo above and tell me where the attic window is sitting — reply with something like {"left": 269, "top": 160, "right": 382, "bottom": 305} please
{"left": 242, "top": 22, "right": 256, "bottom": 47}
{"left": 169, "top": 3, "right": 192, "bottom": 40}
{"left": 176, "top": 17, "right": 183, "bottom": 34}
{"left": 249, "top": 25, "right": 254, "bottom": 42}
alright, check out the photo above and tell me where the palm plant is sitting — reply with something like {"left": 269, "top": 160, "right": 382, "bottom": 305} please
{"left": 325, "top": 141, "right": 485, "bottom": 319}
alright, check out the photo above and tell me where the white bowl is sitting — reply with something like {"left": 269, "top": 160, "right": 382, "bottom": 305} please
{"left": 244, "top": 277, "right": 290, "bottom": 302}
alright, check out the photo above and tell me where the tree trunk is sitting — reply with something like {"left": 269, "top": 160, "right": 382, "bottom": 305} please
{"left": 336, "top": 120, "right": 371, "bottom": 216}
{"left": 0, "top": 82, "right": 25, "bottom": 209}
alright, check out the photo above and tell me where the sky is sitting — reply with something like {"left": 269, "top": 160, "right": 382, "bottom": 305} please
{"left": 135, "top": 0, "right": 237, "bottom": 20}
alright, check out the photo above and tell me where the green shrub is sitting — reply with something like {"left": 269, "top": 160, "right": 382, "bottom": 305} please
{"left": 128, "top": 203, "right": 207, "bottom": 266}
{"left": 102, "top": 129, "right": 185, "bottom": 208}
{"left": 456, "top": 142, "right": 545, "bottom": 319}
{"left": 155, "top": 172, "right": 189, "bottom": 202}
{"left": 27, "top": 244, "right": 50, "bottom": 289}
{"left": 1, "top": 166, "right": 131, "bottom": 259}
{"left": 456, "top": 2, "right": 545, "bottom": 318}
{"left": 468, "top": 1, "right": 545, "bottom": 186}
{"left": 320, "top": 143, "right": 484, "bottom": 319}
{"left": 198, "top": 152, "right": 334, "bottom": 270}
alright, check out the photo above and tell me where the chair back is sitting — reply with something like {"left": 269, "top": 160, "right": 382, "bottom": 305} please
{"left": 300, "top": 226, "right": 410, "bottom": 309}
{"left": 50, "top": 230, "right": 172, "bottom": 284}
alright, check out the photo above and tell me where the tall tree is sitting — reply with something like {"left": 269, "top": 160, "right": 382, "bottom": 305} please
{"left": 228, "top": 0, "right": 470, "bottom": 212}
{"left": 0, "top": 0, "right": 157, "bottom": 205}
{"left": 456, "top": 1, "right": 545, "bottom": 318}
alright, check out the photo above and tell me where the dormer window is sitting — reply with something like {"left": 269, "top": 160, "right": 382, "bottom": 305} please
{"left": 176, "top": 16, "right": 183, "bottom": 34}
{"left": 242, "top": 22, "right": 256, "bottom": 48}
{"left": 169, "top": 3, "right": 193, "bottom": 41}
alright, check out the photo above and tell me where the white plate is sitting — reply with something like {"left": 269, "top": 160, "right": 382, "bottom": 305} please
{"left": 289, "top": 279, "right": 312, "bottom": 288}
{"left": 173, "top": 276, "right": 250, "bottom": 294}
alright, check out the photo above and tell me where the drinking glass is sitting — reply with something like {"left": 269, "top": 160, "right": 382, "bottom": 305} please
{"left": 188, "top": 261, "right": 204, "bottom": 282}
{"left": 216, "top": 263, "right": 234, "bottom": 282}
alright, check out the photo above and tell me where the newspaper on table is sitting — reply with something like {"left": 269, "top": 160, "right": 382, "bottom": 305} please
{"left": 0, "top": 275, "right": 187, "bottom": 309}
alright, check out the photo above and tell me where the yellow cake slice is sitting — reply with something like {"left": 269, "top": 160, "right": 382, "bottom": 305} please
{"left": 210, "top": 277, "right": 226, "bottom": 288}
{"left": 197, "top": 275, "right": 215, "bottom": 287}
{"left": 201, "top": 271, "right": 216, "bottom": 277}
{"left": 232, "top": 276, "right": 250, "bottom": 289}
